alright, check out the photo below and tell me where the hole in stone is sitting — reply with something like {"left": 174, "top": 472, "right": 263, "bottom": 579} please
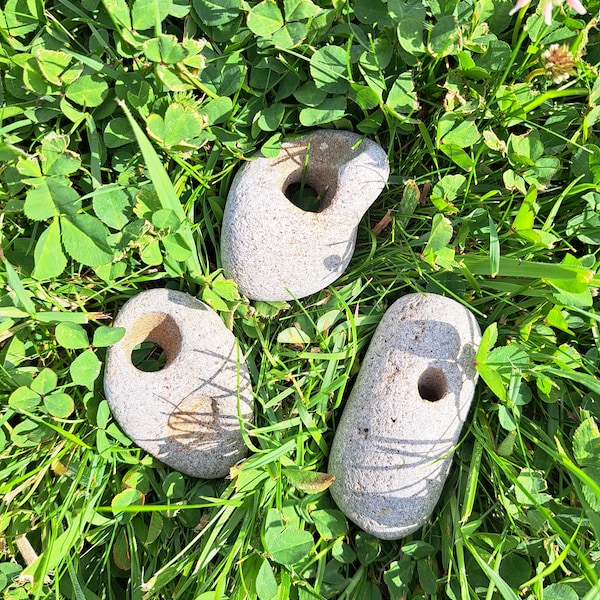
{"left": 129, "top": 312, "right": 182, "bottom": 372}
{"left": 418, "top": 367, "right": 448, "bottom": 402}
{"left": 131, "top": 341, "right": 167, "bottom": 372}
{"left": 285, "top": 181, "right": 326, "bottom": 213}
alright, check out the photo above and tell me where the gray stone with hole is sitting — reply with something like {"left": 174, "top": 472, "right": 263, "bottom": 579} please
{"left": 221, "top": 129, "right": 389, "bottom": 301}
{"left": 328, "top": 293, "right": 481, "bottom": 540}
{"left": 104, "top": 288, "right": 253, "bottom": 478}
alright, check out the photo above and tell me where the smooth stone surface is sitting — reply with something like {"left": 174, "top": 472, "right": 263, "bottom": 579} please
{"left": 104, "top": 288, "right": 253, "bottom": 478}
{"left": 328, "top": 293, "right": 481, "bottom": 539}
{"left": 221, "top": 129, "right": 389, "bottom": 301}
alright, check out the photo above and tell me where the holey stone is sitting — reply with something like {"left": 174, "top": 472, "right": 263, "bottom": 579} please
{"left": 328, "top": 293, "right": 481, "bottom": 540}
{"left": 221, "top": 129, "right": 389, "bottom": 301}
{"left": 104, "top": 288, "right": 253, "bottom": 479}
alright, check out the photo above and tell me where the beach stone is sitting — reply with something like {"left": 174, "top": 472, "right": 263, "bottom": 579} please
{"left": 104, "top": 288, "right": 253, "bottom": 478}
{"left": 328, "top": 293, "right": 481, "bottom": 539}
{"left": 221, "top": 129, "right": 389, "bottom": 301}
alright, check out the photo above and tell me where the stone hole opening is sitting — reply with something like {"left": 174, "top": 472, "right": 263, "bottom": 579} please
{"left": 130, "top": 312, "right": 182, "bottom": 372}
{"left": 132, "top": 341, "right": 167, "bottom": 372}
{"left": 285, "top": 180, "right": 324, "bottom": 213}
{"left": 418, "top": 367, "right": 448, "bottom": 402}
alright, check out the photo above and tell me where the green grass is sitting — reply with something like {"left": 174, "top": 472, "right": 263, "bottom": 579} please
{"left": 1, "top": 0, "right": 600, "bottom": 598}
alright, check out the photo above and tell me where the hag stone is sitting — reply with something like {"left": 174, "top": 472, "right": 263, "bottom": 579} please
{"left": 221, "top": 129, "right": 389, "bottom": 301}
{"left": 328, "top": 293, "right": 481, "bottom": 540}
{"left": 104, "top": 288, "right": 253, "bottom": 478}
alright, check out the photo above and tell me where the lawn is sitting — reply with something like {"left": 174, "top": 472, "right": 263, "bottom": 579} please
{"left": 1, "top": 0, "right": 600, "bottom": 598}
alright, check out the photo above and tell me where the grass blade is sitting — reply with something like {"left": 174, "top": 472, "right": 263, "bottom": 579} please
{"left": 462, "top": 537, "right": 520, "bottom": 600}
{"left": 462, "top": 255, "right": 594, "bottom": 282}
{"left": 3, "top": 257, "right": 36, "bottom": 315}
{"left": 117, "top": 100, "right": 204, "bottom": 279}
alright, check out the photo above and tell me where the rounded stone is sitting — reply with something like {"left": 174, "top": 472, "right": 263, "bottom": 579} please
{"left": 104, "top": 288, "right": 253, "bottom": 478}
{"left": 328, "top": 293, "right": 481, "bottom": 539}
{"left": 221, "top": 129, "right": 389, "bottom": 301}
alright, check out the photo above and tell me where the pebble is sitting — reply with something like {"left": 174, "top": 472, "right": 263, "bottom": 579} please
{"left": 328, "top": 293, "right": 481, "bottom": 539}
{"left": 104, "top": 288, "right": 253, "bottom": 478}
{"left": 221, "top": 129, "right": 389, "bottom": 301}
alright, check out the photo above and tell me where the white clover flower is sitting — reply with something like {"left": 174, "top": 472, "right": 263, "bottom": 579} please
{"left": 509, "top": 0, "right": 586, "bottom": 25}
{"left": 541, "top": 43, "right": 577, "bottom": 83}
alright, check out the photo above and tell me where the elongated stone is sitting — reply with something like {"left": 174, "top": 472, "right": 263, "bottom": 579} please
{"left": 328, "top": 293, "right": 481, "bottom": 539}
{"left": 221, "top": 129, "right": 389, "bottom": 301}
{"left": 104, "top": 288, "right": 253, "bottom": 478}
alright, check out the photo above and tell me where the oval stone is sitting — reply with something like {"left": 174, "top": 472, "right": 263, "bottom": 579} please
{"left": 221, "top": 129, "right": 389, "bottom": 301}
{"left": 328, "top": 293, "right": 481, "bottom": 539}
{"left": 104, "top": 288, "right": 253, "bottom": 478}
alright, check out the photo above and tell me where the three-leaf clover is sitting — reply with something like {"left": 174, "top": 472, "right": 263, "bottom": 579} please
{"left": 55, "top": 323, "right": 125, "bottom": 388}
{"left": 9, "top": 368, "right": 74, "bottom": 419}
